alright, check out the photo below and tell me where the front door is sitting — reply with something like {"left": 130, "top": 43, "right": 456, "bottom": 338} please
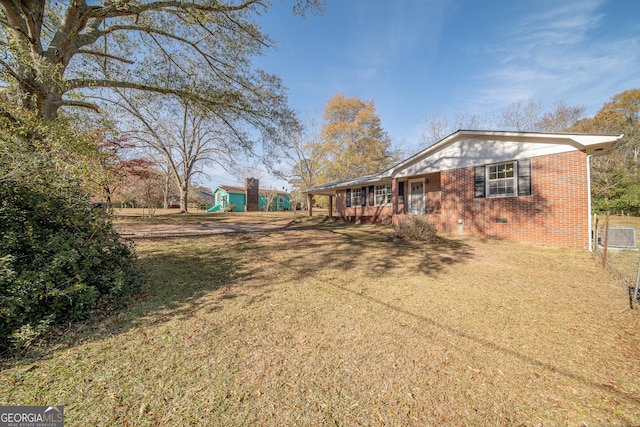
{"left": 409, "top": 181, "right": 425, "bottom": 214}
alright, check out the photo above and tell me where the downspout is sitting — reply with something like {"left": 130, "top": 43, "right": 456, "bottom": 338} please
{"left": 587, "top": 154, "right": 593, "bottom": 252}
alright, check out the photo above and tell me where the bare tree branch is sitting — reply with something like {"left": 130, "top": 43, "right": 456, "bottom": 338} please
{"left": 76, "top": 49, "right": 135, "bottom": 64}
{"left": 60, "top": 99, "right": 100, "bottom": 112}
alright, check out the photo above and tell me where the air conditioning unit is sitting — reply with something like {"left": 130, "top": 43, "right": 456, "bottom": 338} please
{"left": 599, "top": 226, "right": 638, "bottom": 249}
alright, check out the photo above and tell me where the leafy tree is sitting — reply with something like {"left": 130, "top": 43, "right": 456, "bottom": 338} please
{"left": 0, "top": 102, "right": 143, "bottom": 351}
{"left": 87, "top": 131, "right": 154, "bottom": 209}
{"left": 0, "top": 0, "right": 322, "bottom": 123}
{"left": 573, "top": 89, "right": 640, "bottom": 214}
{"left": 0, "top": 100, "right": 97, "bottom": 188}
{"left": 1, "top": 0, "right": 317, "bottom": 201}
{"left": 116, "top": 163, "right": 167, "bottom": 211}
{"left": 316, "top": 94, "right": 398, "bottom": 183}
{"left": 593, "top": 89, "right": 640, "bottom": 162}
{"left": 0, "top": 0, "right": 325, "bottom": 350}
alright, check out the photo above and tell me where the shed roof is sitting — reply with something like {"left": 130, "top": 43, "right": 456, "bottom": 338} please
{"left": 216, "top": 185, "right": 289, "bottom": 196}
{"left": 216, "top": 185, "right": 245, "bottom": 194}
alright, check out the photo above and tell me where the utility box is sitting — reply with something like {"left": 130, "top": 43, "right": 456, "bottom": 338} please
{"left": 600, "top": 226, "right": 637, "bottom": 249}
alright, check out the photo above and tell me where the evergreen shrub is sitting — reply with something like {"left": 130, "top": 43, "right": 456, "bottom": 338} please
{"left": 0, "top": 182, "right": 143, "bottom": 351}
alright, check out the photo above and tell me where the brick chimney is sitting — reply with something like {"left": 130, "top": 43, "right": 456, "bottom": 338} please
{"left": 245, "top": 177, "right": 259, "bottom": 211}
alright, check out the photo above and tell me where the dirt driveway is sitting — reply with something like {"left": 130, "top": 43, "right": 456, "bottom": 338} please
{"left": 113, "top": 211, "right": 309, "bottom": 238}
{"left": 117, "top": 222, "right": 291, "bottom": 238}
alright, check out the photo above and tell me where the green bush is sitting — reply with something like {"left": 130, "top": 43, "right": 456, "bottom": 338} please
{"left": 0, "top": 182, "right": 143, "bottom": 351}
{"left": 394, "top": 215, "right": 441, "bottom": 242}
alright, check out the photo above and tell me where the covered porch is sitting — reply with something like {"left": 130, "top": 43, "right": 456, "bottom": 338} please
{"left": 303, "top": 188, "right": 336, "bottom": 219}
{"left": 303, "top": 176, "right": 408, "bottom": 222}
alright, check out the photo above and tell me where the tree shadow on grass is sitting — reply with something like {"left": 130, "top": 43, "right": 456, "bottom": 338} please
{"left": 259, "top": 222, "right": 475, "bottom": 281}
{"left": 1, "top": 222, "right": 473, "bottom": 366}
{"left": 0, "top": 233, "right": 252, "bottom": 367}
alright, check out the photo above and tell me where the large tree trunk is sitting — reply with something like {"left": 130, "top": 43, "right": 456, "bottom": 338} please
{"left": 104, "top": 186, "right": 113, "bottom": 210}
{"left": 163, "top": 173, "right": 170, "bottom": 209}
{"left": 180, "top": 180, "right": 189, "bottom": 213}
{"left": 39, "top": 91, "right": 63, "bottom": 120}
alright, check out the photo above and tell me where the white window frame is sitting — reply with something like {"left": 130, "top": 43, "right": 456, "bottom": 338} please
{"left": 352, "top": 187, "right": 363, "bottom": 207}
{"left": 374, "top": 184, "right": 392, "bottom": 206}
{"left": 487, "top": 161, "right": 517, "bottom": 198}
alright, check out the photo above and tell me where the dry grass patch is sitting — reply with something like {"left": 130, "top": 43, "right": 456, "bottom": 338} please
{"left": 1, "top": 220, "right": 639, "bottom": 426}
{"left": 595, "top": 214, "right": 640, "bottom": 300}
{"left": 111, "top": 209, "right": 309, "bottom": 226}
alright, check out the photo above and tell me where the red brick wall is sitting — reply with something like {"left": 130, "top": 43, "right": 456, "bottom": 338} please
{"left": 424, "top": 172, "right": 442, "bottom": 214}
{"left": 334, "top": 151, "right": 590, "bottom": 248}
{"left": 427, "top": 150, "right": 590, "bottom": 249}
{"left": 336, "top": 190, "right": 394, "bottom": 224}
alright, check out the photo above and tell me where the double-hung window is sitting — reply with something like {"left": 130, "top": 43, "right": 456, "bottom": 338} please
{"left": 374, "top": 184, "right": 392, "bottom": 205}
{"left": 488, "top": 162, "right": 516, "bottom": 197}
{"left": 475, "top": 159, "right": 531, "bottom": 198}
{"left": 352, "top": 188, "right": 363, "bottom": 206}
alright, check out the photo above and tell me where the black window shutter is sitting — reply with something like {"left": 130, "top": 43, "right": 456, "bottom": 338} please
{"left": 398, "top": 181, "right": 404, "bottom": 197}
{"left": 346, "top": 189, "right": 351, "bottom": 207}
{"left": 518, "top": 159, "right": 531, "bottom": 196}
{"left": 361, "top": 187, "right": 367, "bottom": 206}
{"left": 474, "top": 166, "right": 485, "bottom": 198}
{"left": 368, "top": 186, "right": 374, "bottom": 206}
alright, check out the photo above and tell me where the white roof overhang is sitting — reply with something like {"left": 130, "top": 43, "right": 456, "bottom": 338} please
{"left": 303, "top": 130, "right": 623, "bottom": 195}
{"left": 387, "top": 130, "right": 622, "bottom": 176}
{"left": 304, "top": 174, "right": 392, "bottom": 196}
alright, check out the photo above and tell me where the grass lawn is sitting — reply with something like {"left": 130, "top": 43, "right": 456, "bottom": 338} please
{"left": 1, "top": 214, "right": 639, "bottom": 426}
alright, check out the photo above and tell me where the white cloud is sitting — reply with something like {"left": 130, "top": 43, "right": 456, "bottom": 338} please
{"left": 468, "top": 0, "right": 640, "bottom": 114}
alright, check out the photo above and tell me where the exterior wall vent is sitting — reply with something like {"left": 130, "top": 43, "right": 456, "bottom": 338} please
{"left": 599, "top": 226, "right": 637, "bottom": 249}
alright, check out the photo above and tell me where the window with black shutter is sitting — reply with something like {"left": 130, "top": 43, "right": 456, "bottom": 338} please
{"left": 374, "top": 184, "right": 392, "bottom": 205}
{"left": 517, "top": 159, "right": 531, "bottom": 196}
{"left": 487, "top": 162, "right": 516, "bottom": 196}
{"left": 479, "top": 158, "right": 532, "bottom": 198}
{"left": 474, "top": 166, "right": 486, "bottom": 198}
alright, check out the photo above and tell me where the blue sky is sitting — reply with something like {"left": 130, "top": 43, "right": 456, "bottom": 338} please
{"left": 209, "top": 0, "right": 640, "bottom": 189}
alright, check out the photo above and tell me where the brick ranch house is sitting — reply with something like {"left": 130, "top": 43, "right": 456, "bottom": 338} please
{"left": 303, "top": 130, "right": 622, "bottom": 250}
